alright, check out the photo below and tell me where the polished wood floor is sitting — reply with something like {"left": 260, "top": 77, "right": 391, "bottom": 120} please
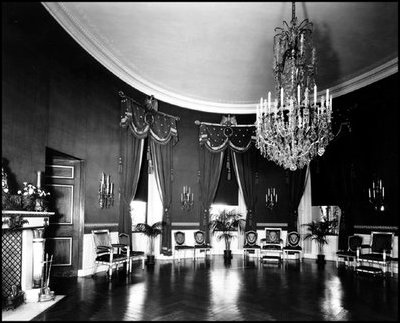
{"left": 32, "top": 256, "right": 398, "bottom": 321}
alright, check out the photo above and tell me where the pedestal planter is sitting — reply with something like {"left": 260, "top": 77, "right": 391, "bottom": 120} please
{"left": 146, "top": 255, "right": 155, "bottom": 266}
{"left": 316, "top": 254, "right": 326, "bottom": 264}
{"left": 223, "top": 250, "right": 232, "bottom": 259}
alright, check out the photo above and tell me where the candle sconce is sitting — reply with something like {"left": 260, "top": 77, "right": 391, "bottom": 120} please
{"left": 266, "top": 187, "right": 278, "bottom": 209}
{"left": 99, "top": 172, "right": 114, "bottom": 209}
{"left": 180, "top": 185, "right": 193, "bottom": 211}
{"left": 368, "top": 178, "right": 385, "bottom": 211}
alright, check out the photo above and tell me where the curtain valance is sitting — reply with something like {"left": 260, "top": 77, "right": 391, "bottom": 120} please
{"left": 120, "top": 93, "right": 178, "bottom": 145}
{"left": 198, "top": 119, "right": 255, "bottom": 153}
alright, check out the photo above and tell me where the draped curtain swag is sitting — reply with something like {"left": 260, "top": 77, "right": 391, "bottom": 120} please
{"left": 199, "top": 123, "right": 254, "bottom": 153}
{"left": 119, "top": 93, "right": 179, "bottom": 254}
{"left": 197, "top": 118, "right": 255, "bottom": 242}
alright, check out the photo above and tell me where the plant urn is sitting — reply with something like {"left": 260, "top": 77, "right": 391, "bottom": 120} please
{"left": 224, "top": 250, "right": 232, "bottom": 259}
{"left": 316, "top": 254, "right": 326, "bottom": 264}
{"left": 146, "top": 255, "right": 155, "bottom": 266}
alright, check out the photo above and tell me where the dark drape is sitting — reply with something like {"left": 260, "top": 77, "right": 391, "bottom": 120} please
{"left": 119, "top": 94, "right": 178, "bottom": 253}
{"left": 287, "top": 167, "right": 308, "bottom": 232}
{"left": 232, "top": 146, "right": 257, "bottom": 231}
{"left": 119, "top": 128, "right": 144, "bottom": 249}
{"left": 150, "top": 138, "right": 174, "bottom": 256}
{"left": 198, "top": 120, "right": 255, "bottom": 243}
{"left": 199, "top": 146, "right": 225, "bottom": 244}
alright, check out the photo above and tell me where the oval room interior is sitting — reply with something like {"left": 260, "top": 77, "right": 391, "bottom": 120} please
{"left": 1, "top": 2, "right": 398, "bottom": 321}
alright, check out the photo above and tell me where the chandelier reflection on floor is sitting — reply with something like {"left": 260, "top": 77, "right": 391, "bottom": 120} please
{"left": 255, "top": 2, "right": 334, "bottom": 171}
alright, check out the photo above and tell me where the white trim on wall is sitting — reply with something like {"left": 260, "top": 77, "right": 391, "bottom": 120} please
{"left": 41, "top": 2, "right": 398, "bottom": 114}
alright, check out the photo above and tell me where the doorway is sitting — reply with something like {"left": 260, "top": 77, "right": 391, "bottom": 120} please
{"left": 44, "top": 148, "right": 85, "bottom": 277}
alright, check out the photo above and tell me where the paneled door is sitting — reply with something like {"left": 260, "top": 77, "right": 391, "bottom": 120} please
{"left": 44, "top": 158, "right": 84, "bottom": 277}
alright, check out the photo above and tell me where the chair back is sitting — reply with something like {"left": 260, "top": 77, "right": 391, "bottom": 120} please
{"left": 370, "top": 232, "right": 393, "bottom": 254}
{"left": 118, "top": 233, "right": 130, "bottom": 246}
{"left": 174, "top": 231, "right": 186, "bottom": 246}
{"left": 92, "top": 230, "right": 112, "bottom": 249}
{"left": 245, "top": 231, "right": 258, "bottom": 246}
{"left": 194, "top": 230, "right": 206, "bottom": 246}
{"left": 286, "top": 231, "right": 300, "bottom": 247}
{"left": 348, "top": 235, "right": 362, "bottom": 252}
{"left": 264, "top": 228, "right": 282, "bottom": 245}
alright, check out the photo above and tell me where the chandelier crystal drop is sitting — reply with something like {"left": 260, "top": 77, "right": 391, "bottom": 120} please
{"left": 255, "top": 2, "right": 334, "bottom": 171}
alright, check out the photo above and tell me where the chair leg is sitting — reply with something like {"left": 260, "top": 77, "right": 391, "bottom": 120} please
{"left": 108, "top": 265, "right": 113, "bottom": 279}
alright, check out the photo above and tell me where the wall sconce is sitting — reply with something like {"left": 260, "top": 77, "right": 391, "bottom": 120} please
{"left": 266, "top": 187, "right": 278, "bottom": 209}
{"left": 368, "top": 178, "right": 384, "bottom": 211}
{"left": 180, "top": 185, "right": 193, "bottom": 211}
{"left": 99, "top": 172, "right": 114, "bottom": 209}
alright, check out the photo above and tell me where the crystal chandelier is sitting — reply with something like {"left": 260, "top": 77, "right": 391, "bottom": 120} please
{"left": 255, "top": 2, "right": 334, "bottom": 171}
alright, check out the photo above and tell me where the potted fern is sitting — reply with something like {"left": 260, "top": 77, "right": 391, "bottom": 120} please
{"left": 209, "top": 210, "right": 245, "bottom": 260}
{"left": 303, "top": 218, "right": 337, "bottom": 264}
{"left": 134, "top": 221, "right": 165, "bottom": 265}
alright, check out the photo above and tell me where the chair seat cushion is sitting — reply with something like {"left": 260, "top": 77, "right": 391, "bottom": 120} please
{"left": 96, "top": 254, "right": 126, "bottom": 262}
{"left": 129, "top": 251, "right": 145, "bottom": 256}
{"left": 283, "top": 246, "right": 302, "bottom": 251}
{"left": 336, "top": 250, "right": 356, "bottom": 256}
{"left": 262, "top": 245, "right": 282, "bottom": 250}
{"left": 359, "top": 253, "right": 392, "bottom": 262}
{"left": 195, "top": 244, "right": 211, "bottom": 249}
{"left": 244, "top": 244, "right": 261, "bottom": 249}
{"left": 175, "top": 245, "right": 194, "bottom": 250}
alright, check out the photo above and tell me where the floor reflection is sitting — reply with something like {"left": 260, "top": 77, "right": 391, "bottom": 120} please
{"left": 32, "top": 256, "right": 398, "bottom": 321}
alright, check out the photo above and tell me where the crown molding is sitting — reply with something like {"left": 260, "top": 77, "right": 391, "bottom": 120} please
{"left": 42, "top": 3, "right": 398, "bottom": 115}
{"left": 329, "top": 57, "right": 398, "bottom": 99}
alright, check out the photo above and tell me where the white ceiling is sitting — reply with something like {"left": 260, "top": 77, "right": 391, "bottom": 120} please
{"left": 43, "top": 2, "right": 398, "bottom": 114}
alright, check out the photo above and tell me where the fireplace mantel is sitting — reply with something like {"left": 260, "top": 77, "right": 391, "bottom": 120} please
{"left": 2, "top": 210, "right": 55, "bottom": 229}
{"left": 2, "top": 210, "right": 55, "bottom": 303}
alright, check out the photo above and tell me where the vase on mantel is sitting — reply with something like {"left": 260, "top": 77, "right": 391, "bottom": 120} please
{"left": 21, "top": 195, "right": 35, "bottom": 211}
{"left": 34, "top": 198, "right": 45, "bottom": 212}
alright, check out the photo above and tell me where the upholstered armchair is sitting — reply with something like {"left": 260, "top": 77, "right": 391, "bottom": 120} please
{"left": 260, "top": 228, "right": 283, "bottom": 263}
{"left": 193, "top": 230, "right": 212, "bottom": 259}
{"left": 173, "top": 231, "right": 195, "bottom": 262}
{"left": 91, "top": 230, "right": 130, "bottom": 279}
{"left": 118, "top": 233, "right": 146, "bottom": 271}
{"left": 282, "top": 231, "right": 303, "bottom": 261}
{"left": 336, "top": 235, "right": 362, "bottom": 268}
{"left": 357, "top": 232, "right": 394, "bottom": 276}
{"left": 243, "top": 230, "right": 261, "bottom": 259}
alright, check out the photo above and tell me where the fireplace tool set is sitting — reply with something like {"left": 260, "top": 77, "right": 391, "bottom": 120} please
{"left": 38, "top": 253, "right": 55, "bottom": 302}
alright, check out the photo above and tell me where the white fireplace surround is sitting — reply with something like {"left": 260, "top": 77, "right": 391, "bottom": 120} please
{"left": 2, "top": 210, "right": 54, "bottom": 303}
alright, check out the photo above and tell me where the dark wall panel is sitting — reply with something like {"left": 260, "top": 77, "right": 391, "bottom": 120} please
{"left": 311, "top": 73, "right": 398, "bottom": 227}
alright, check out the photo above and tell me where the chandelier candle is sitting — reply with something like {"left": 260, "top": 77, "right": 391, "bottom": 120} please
{"left": 255, "top": 2, "right": 334, "bottom": 171}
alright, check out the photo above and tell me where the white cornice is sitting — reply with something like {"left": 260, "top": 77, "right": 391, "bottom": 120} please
{"left": 42, "top": 2, "right": 398, "bottom": 115}
{"left": 329, "top": 58, "right": 398, "bottom": 99}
